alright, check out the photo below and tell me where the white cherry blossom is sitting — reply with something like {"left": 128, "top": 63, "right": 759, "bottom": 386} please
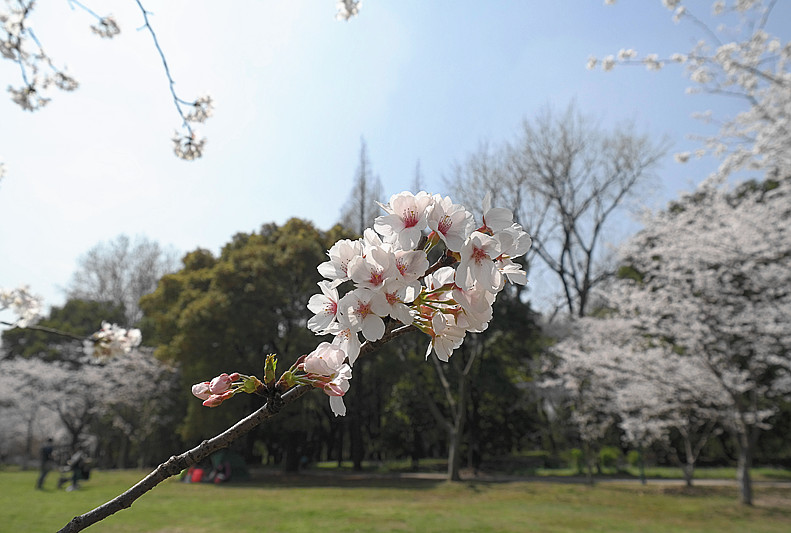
{"left": 455, "top": 231, "right": 501, "bottom": 292}
{"left": 307, "top": 280, "right": 341, "bottom": 333}
{"left": 317, "top": 238, "right": 364, "bottom": 282}
{"left": 347, "top": 245, "right": 396, "bottom": 291}
{"left": 427, "top": 194, "right": 474, "bottom": 252}
{"left": 374, "top": 191, "right": 433, "bottom": 249}
{"left": 338, "top": 288, "right": 386, "bottom": 342}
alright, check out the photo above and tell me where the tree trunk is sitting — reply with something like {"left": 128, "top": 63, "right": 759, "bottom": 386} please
{"left": 583, "top": 442, "right": 594, "bottom": 485}
{"left": 447, "top": 378, "right": 468, "bottom": 482}
{"left": 116, "top": 436, "right": 128, "bottom": 469}
{"left": 336, "top": 419, "right": 344, "bottom": 467}
{"left": 350, "top": 362, "right": 365, "bottom": 471}
{"left": 25, "top": 414, "right": 36, "bottom": 469}
{"left": 447, "top": 414, "right": 464, "bottom": 482}
{"left": 683, "top": 436, "right": 694, "bottom": 487}
{"left": 682, "top": 463, "right": 694, "bottom": 488}
{"left": 410, "top": 430, "right": 421, "bottom": 471}
{"left": 638, "top": 445, "right": 646, "bottom": 486}
{"left": 737, "top": 432, "right": 753, "bottom": 505}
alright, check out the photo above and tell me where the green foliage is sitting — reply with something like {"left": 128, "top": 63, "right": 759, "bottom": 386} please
{"left": 599, "top": 446, "right": 623, "bottom": 469}
{"left": 567, "top": 448, "right": 585, "bottom": 473}
{"left": 616, "top": 265, "right": 643, "bottom": 283}
{"left": 1, "top": 298, "right": 126, "bottom": 360}
{"left": 627, "top": 449, "right": 642, "bottom": 467}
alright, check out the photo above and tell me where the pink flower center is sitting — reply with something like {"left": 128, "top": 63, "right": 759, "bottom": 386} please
{"left": 325, "top": 301, "right": 338, "bottom": 316}
{"left": 403, "top": 209, "right": 419, "bottom": 228}
{"left": 396, "top": 258, "right": 408, "bottom": 276}
{"left": 386, "top": 291, "right": 399, "bottom": 305}
{"left": 471, "top": 246, "right": 488, "bottom": 264}
{"left": 437, "top": 215, "right": 452, "bottom": 235}
{"left": 355, "top": 301, "right": 372, "bottom": 318}
{"left": 369, "top": 269, "right": 384, "bottom": 287}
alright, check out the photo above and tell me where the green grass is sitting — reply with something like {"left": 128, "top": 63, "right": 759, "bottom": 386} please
{"left": 314, "top": 458, "right": 791, "bottom": 481}
{"left": 3, "top": 468, "right": 790, "bottom": 533}
{"left": 525, "top": 465, "right": 791, "bottom": 481}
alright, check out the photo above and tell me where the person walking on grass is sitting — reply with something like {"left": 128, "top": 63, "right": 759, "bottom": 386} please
{"left": 35, "top": 438, "right": 54, "bottom": 490}
{"left": 58, "top": 449, "right": 88, "bottom": 491}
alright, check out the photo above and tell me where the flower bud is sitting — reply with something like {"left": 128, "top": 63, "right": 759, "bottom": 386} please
{"left": 191, "top": 381, "right": 211, "bottom": 400}
{"left": 209, "top": 373, "right": 233, "bottom": 395}
{"left": 202, "top": 390, "right": 233, "bottom": 408}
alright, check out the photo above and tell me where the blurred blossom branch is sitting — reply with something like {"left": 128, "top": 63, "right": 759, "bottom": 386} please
{"left": 1, "top": 285, "right": 142, "bottom": 358}
{"left": 591, "top": 0, "right": 791, "bottom": 177}
{"left": 0, "top": 0, "right": 360, "bottom": 173}
{"left": 1, "top": 0, "right": 78, "bottom": 111}
{"left": 336, "top": 0, "right": 362, "bottom": 21}
{"left": 0, "top": 0, "right": 209, "bottom": 161}
{"left": 0, "top": 285, "right": 42, "bottom": 328}
{"left": 132, "top": 0, "right": 213, "bottom": 160}
{"left": 67, "top": 0, "right": 120, "bottom": 38}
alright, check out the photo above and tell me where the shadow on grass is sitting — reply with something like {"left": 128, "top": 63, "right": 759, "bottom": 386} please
{"left": 216, "top": 469, "right": 447, "bottom": 491}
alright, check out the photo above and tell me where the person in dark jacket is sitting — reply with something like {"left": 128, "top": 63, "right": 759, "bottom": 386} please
{"left": 36, "top": 438, "right": 54, "bottom": 489}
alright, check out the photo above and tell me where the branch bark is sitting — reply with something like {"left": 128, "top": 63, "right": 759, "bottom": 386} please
{"left": 56, "top": 383, "right": 311, "bottom": 533}
{"left": 57, "top": 324, "right": 416, "bottom": 532}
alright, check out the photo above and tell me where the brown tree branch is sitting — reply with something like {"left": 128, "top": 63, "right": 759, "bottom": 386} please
{"left": 57, "top": 323, "right": 417, "bottom": 533}
{"left": 57, "top": 383, "right": 311, "bottom": 533}
{"left": 0, "top": 321, "right": 85, "bottom": 342}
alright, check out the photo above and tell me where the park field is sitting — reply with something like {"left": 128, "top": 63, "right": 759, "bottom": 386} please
{"left": 3, "top": 469, "right": 791, "bottom": 533}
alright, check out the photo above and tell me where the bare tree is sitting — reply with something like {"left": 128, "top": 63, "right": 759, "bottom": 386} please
{"left": 339, "top": 137, "right": 384, "bottom": 235}
{"left": 67, "top": 235, "right": 178, "bottom": 325}
{"left": 448, "top": 102, "right": 668, "bottom": 318}
{"left": 337, "top": 137, "right": 384, "bottom": 469}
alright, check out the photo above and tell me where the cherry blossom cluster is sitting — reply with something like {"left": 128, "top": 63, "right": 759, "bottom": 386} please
{"left": 0, "top": 285, "right": 42, "bottom": 327}
{"left": 313, "top": 191, "right": 530, "bottom": 358}
{"left": 192, "top": 191, "right": 531, "bottom": 417}
{"left": 83, "top": 321, "right": 143, "bottom": 360}
{"left": 0, "top": 0, "right": 213, "bottom": 162}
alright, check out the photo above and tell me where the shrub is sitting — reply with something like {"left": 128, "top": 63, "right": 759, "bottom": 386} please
{"left": 599, "top": 446, "right": 622, "bottom": 469}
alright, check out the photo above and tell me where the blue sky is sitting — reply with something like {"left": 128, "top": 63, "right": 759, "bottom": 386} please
{"left": 2, "top": 0, "right": 788, "bottom": 318}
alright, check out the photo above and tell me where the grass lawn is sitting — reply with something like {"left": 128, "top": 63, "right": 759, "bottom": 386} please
{"left": 3, "top": 468, "right": 790, "bottom": 533}
{"left": 315, "top": 458, "right": 791, "bottom": 482}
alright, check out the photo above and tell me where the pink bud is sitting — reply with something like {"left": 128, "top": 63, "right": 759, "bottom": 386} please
{"left": 209, "top": 373, "right": 233, "bottom": 394}
{"left": 202, "top": 394, "right": 224, "bottom": 407}
{"left": 202, "top": 390, "right": 233, "bottom": 408}
{"left": 191, "top": 381, "right": 211, "bottom": 400}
